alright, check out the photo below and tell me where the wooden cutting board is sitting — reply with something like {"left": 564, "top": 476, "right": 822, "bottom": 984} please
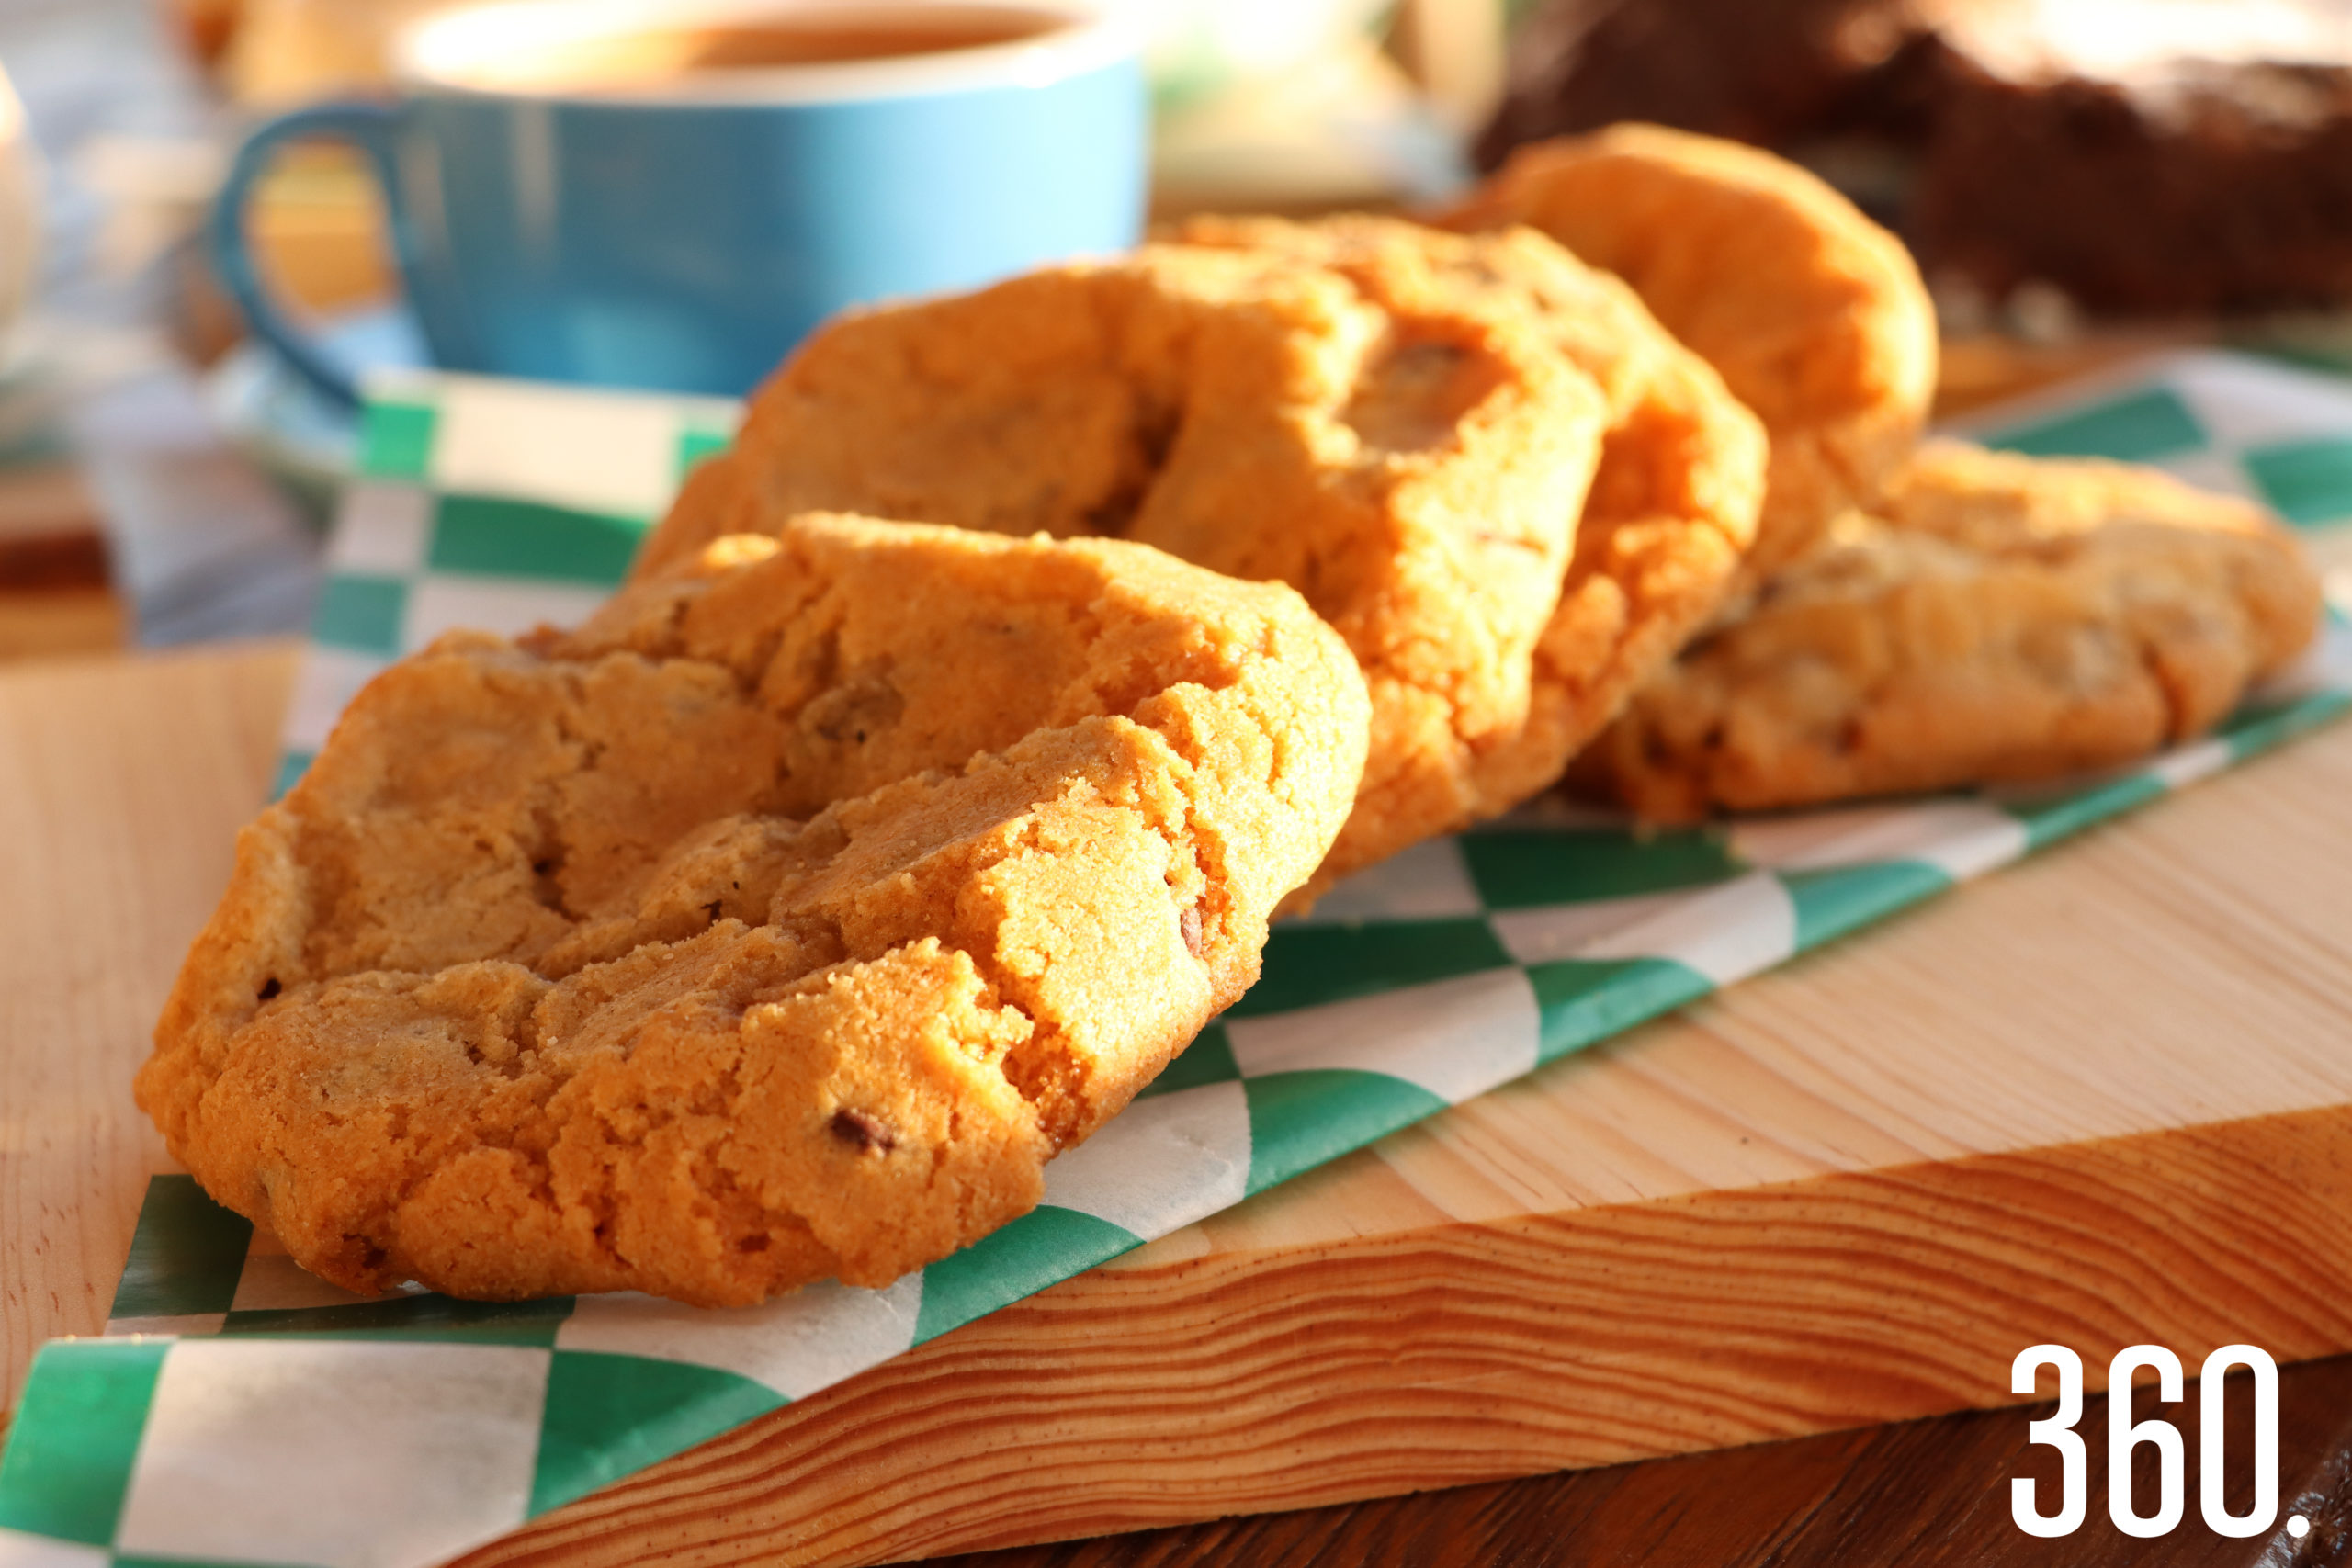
{"left": 7, "top": 628, "right": 2352, "bottom": 1567}
{"left": 0, "top": 464, "right": 124, "bottom": 662}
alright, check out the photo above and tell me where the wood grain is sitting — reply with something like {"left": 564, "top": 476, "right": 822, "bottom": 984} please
{"left": 0, "top": 640, "right": 293, "bottom": 1408}
{"left": 925, "top": 1352, "right": 2352, "bottom": 1567}
{"left": 454, "top": 1105, "right": 2352, "bottom": 1568}
{"left": 3, "top": 629, "right": 2350, "bottom": 1565}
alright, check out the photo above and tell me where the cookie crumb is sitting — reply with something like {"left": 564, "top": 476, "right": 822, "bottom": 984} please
{"left": 1179, "top": 904, "right": 1205, "bottom": 961}
{"left": 830, "top": 1108, "right": 898, "bottom": 1154}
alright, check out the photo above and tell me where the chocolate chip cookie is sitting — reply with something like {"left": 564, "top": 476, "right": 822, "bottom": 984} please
{"left": 1449, "top": 123, "right": 1939, "bottom": 580}
{"left": 140, "top": 516, "right": 1370, "bottom": 1305}
{"left": 1576, "top": 444, "right": 2324, "bottom": 818}
{"left": 631, "top": 240, "right": 1610, "bottom": 901}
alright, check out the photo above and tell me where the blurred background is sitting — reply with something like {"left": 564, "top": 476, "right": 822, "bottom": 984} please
{"left": 2, "top": 0, "right": 2348, "bottom": 661}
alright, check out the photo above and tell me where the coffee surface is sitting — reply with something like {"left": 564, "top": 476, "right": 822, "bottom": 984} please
{"left": 470, "top": 6, "right": 1066, "bottom": 91}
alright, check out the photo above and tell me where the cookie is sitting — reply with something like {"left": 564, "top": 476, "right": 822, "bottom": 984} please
{"left": 1575, "top": 443, "right": 2325, "bottom": 819}
{"left": 139, "top": 516, "right": 1371, "bottom": 1305}
{"left": 632, "top": 240, "right": 1609, "bottom": 898}
{"left": 1167, "top": 215, "right": 1768, "bottom": 847}
{"left": 1447, "top": 123, "right": 1939, "bottom": 580}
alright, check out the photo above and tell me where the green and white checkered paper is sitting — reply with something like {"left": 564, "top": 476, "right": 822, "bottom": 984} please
{"left": 6, "top": 353, "right": 2352, "bottom": 1568}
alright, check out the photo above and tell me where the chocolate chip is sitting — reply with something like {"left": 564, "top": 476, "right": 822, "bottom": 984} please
{"left": 256, "top": 977, "right": 282, "bottom": 1001}
{"left": 1180, "top": 904, "right": 1205, "bottom": 960}
{"left": 830, "top": 1108, "right": 897, "bottom": 1154}
{"left": 704, "top": 899, "right": 725, "bottom": 922}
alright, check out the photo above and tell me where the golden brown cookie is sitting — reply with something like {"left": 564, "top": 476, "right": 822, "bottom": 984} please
{"left": 1576, "top": 443, "right": 2325, "bottom": 819}
{"left": 1448, "top": 122, "right": 1939, "bottom": 580}
{"left": 1168, "top": 214, "right": 1768, "bottom": 851}
{"left": 633, "top": 240, "right": 1609, "bottom": 899}
{"left": 139, "top": 516, "right": 1370, "bottom": 1305}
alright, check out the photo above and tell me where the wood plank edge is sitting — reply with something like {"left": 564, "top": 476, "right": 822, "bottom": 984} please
{"left": 454, "top": 1100, "right": 2352, "bottom": 1568}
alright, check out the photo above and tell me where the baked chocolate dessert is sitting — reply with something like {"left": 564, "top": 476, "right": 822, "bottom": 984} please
{"left": 1479, "top": 0, "right": 2352, "bottom": 316}
{"left": 1475, "top": 0, "right": 1950, "bottom": 165}
{"left": 1917, "top": 55, "right": 2352, "bottom": 313}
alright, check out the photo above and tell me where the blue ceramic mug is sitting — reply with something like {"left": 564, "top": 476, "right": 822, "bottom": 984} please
{"left": 209, "top": 0, "right": 1147, "bottom": 404}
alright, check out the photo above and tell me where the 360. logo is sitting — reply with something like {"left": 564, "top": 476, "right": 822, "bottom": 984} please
{"left": 2011, "top": 1344, "right": 2291, "bottom": 1539}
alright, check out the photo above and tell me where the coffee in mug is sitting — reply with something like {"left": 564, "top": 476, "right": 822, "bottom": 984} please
{"left": 458, "top": 6, "right": 1074, "bottom": 91}
{"left": 209, "top": 0, "right": 1145, "bottom": 403}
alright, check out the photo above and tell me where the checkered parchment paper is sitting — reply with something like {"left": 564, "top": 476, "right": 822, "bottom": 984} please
{"left": 7, "top": 354, "right": 2352, "bottom": 1568}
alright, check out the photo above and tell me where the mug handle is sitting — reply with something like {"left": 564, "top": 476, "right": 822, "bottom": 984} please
{"left": 208, "top": 101, "right": 410, "bottom": 410}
